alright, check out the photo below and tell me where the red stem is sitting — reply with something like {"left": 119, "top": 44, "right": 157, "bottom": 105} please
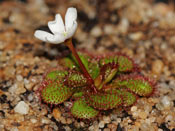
{"left": 65, "top": 39, "right": 97, "bottom": 93}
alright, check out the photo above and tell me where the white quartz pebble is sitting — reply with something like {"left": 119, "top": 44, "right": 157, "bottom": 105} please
{"left": 14, "top": 101, "right": 29, "bottom": 115}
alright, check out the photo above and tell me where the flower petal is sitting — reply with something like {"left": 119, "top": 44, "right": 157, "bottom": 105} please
{"left": 46, "top": 33, "right": 66, "bottom": 44}
{"left": 48, "top": 14, "right": 65, "bottom": 34}
{"left": 65, "top": 7, "right": 77, "bottom": 32}
{"left": 34, "top": 30, "right": 54, "bottom": 42}
{"left": 66, "top": 21, "right": 77, "bottom": 39}
{"left": 34, "top": 30, "right": 65, "bottom": 44}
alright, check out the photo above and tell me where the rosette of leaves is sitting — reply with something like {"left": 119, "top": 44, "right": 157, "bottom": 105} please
{"left": 38, "top": 51, "right": 155, "bottom": 119}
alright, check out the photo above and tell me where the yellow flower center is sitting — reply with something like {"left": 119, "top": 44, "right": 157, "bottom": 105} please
{"left": 63, "top": 31, "right": 67, "bottom": 37}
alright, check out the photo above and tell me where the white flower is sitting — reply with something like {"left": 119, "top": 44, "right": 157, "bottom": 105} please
{"left": 34, "top": 7, "right": 77, "bottom": 44}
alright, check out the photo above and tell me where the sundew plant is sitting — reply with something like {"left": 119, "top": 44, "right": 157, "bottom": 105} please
{"left": 34, "top": 7, "right": 156, "bottom": 119}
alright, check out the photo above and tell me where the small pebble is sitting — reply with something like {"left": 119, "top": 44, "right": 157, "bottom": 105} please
{"left": 99, "top": 121, "right": 105, "bottom": 128}
{"left": 52, "top": 108, "right": 61, "bottom": 120}
{"left": 153, "top": 3, "right": 171, "bottom": 16}
{"left": 156, "top": 103, "right": 164, "bottom": 111}
{"left": 138, "top": 111, "right": 148, "bottom": 119}
{"left": 108, "top": 123, "right": 117, "bottom": 130}
{"left": 144, "top": 105, "right": 152, "bottom": 113}
{"left": 30, "top": 118, "right": 37, "bottom": 124}
{"left": 41, "top": 117, "right": 50, "bottom": 124}
{"left": 66, "top": 118, "right": 72, "bottom": 124}
{"left": 80, "top": 121, "right": 85, "bottom": 127}
{"left": 27, "top": 93, "right": 34, "bottom": 101}
{"left": 10, "top": 127, "right": 18, "bottom": 131}
{"left": 132, "top": 112, "right": 139, "bottom": 118}
{"left": 64, "top": 126, "right": 71, "bottom": 131}
{"left": 140, "top": 123, "right": 150, "bottom": 131}
{"left": 161, "top": 96, "right": 171, "bottom": 108}
{"left": 14, "top": 101, "right": 29, "bottom": 115}
{"left": 90, "top": 26, "right": 102, "bottom": 37}
{"left": 165, "top": 115, "right": 173, "bottom": 122}
{"left": 53, "top": 125, "right": 58, "bottom": 130}
{"left": 16, "top": 75, "right": 23, "bottom": 81}
{"left": 88, "top": 125, "right": 94, "bottom": 131}
{"left": 118, "top": 17, "right": 129, "bottom": 33}
{"left": 104, "top": 128, "right": 110, "bottom": 131}
{"left": 152, "top": 59, "right": 164, "bottom": 75}
{"left": 103, "top": 116, "right": 111, "bottom": 124}
{"left": 9, "top": 83, "right": 26, "bottom": 95}
{"left": 131, "top": 106, "right": 137, "bottom": 112}
{"left": 104, "top": 25, "right": 114, "bottom": 34}
{"left": 129, "top": 32, "right": 143, "bottom": 41}
{"left": 60, "top": 117, "right": 67, "bottom": 124}
{"left": 40, "top": 108, "right": 48, "bottom": 116}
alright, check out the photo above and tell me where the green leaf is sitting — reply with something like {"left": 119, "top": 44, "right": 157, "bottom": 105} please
{"left": 88, "top": 61, "right": 100, "bottom": 79}
{"left": 71, "top": 99, "right": 99, "bottom": 119}
{"left": 41, "top": 81, "right": 73, "bottom": 105}
{"left": 64, "top": 71, "right": 87, "bottom": 88}
{"left": 85, "top": 91, "right": 122, "bottom": 110}
{"left": 59, "top": 56, "right": 78, "bottom": 69}
{"left": 72, "top": 91, "right": 84, "bottom": 98}
{"left": 116, "top": 89, "right": 137, "bottom": 107}
{"left": 100, "top": 54, "right": 134, "bottom": 72}
{"left": 112, "top": 75, "right": 154, "bottom": 96}
{"left": 117, "top": 55, "right": 133, "bottom": 72}
{"left": 45, "top": 70, "right": 68, "bottom": 81}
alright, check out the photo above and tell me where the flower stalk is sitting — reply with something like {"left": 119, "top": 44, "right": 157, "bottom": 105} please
{"left": 65, "top": 38, "right": 97, "bottom": 93}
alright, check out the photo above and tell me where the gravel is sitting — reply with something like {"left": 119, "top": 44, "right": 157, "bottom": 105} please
{"left": 0, "top": 0, "right": 175, "bottom": 130}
